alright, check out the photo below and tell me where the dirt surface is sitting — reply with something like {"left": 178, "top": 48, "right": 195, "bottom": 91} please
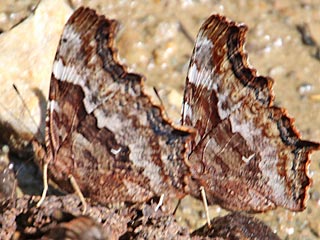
{"left": 0, "top": 194, "right": 189, "bottom": 239}
{"left": 0, "top": 194, "right": 279, "bottom": 239}
{"left": 1, "top": 0, "right": 320, "bottom": 239}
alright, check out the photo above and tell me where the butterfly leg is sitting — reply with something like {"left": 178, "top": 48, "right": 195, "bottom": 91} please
{"left": 200, "top": 186, "right": 211, "bottom": 228}
{"left": 69, "top": 175, "right": 87, "bottom": 214}
{"left": 37, "top": 162, "right": 48, "bottom": 207}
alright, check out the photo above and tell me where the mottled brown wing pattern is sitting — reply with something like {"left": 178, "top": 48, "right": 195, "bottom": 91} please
{"left": 182, "top": 15, "right": 320, "bottom": 211}
{"left": 42, "top": 7, "right": 192, "bottom": 204}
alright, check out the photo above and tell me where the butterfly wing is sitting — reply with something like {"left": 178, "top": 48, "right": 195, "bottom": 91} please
{"left": 182, "top": 15, "right": 320, "bottom": 211}
{"left": 44, "top": 7, "right": 192, "bottom": 204}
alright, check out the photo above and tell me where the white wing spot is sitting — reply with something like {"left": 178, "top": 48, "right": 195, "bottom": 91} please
{"left": 53, "top": 59, "right": 85, "bottom": 85}
{"left": 111, "top": 147, "right": 122, "bottom": 155}
{"left": 242, "top": 153, "right": 255, "bottom": 163}
{"left": 182, "top": 102, "right": 192, "bottom": 121}
{"left": 187, "top": 35, "right": 214, "bottom": 90}
{"left": 188, "top": 63, "right": 213, "bottom": 90}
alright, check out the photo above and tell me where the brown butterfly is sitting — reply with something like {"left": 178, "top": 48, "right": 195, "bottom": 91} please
{"left": 182, "top": 14, "right": 320, "bottom": 211}
{"left": 35, "top": 7, "right": 319, "bottom": 213}
{"left": 34, "top": 7, "right": 193, "bottom": 208}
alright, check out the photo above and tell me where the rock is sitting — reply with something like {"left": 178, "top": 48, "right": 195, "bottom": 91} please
{"left": 0, "top": 0, "right": 72, "bottom": 151}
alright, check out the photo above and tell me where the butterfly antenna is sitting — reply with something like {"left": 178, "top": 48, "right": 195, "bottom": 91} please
{"left": 69, "top": 175, "right": 87, "bottom": 214}
{"left": 0, "top": 85, "right": 38, "bottom": 141}
{"left": 200, "top": 186, "right": 211, "bottom": 228}
{"left": 178, "top": 21, "right": 195, "bottom": 45}
{"left": 153, "top": 87, "right": 169, "bottom": 119}
{"left": 12, "top": 84, "right": 48, "bottom": 206}
{"left": 12, "top": 84, "right": 44, "bottom": 141}
{"left": 172, "top": 199, "right": 181, "bottom": 215}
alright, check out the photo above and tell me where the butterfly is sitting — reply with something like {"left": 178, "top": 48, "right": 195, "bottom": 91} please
{"left": 34, "top": 7, "right": 193, "bottom": 208}
{"left": 35, "top": 7, "right": 320, "bottom": 213}
{"left": 182, "top": 14, "right": 320, "bottom": 211}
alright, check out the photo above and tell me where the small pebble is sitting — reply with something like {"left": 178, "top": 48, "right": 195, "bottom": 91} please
{"left": 298, "top": 83, "right": 313, "bottom": 95}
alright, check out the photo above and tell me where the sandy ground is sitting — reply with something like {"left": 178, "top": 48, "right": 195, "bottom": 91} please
{"left": 1, "top": 0, "right": 320, "bottom": 239}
